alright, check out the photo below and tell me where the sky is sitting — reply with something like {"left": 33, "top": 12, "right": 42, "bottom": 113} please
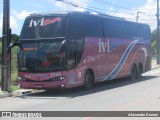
{"left": 0, "top": 0, "right": 158, "bottom": 37}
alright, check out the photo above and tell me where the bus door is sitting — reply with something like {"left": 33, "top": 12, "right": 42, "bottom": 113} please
{"left": 67, "top": 13, "right": 84, "bottom": 84}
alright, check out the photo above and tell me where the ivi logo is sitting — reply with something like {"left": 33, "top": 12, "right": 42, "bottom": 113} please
{"left": 29, "top": 17, "right": 61, "bottom": 27}
{"left": 29, "top": 18, "right": 44, "bottom": 27}
{"left": 25, "top": 74, "right": 31, "bottom": 79}
{"left": 98, "top": 39, "right": 120, "bottom": 53}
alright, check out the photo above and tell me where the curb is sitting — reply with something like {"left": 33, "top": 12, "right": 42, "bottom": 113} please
{"left": 0, "top": 89, "right": 33, "bottom": 98}
{"left": 152, "top": 66, "right": 160, "bottom": 70}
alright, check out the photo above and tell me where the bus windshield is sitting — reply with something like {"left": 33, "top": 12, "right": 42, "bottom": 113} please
{"left": 20, "top": 16, "right": 67, "bottom": 39}
{"left": 18, "top": 40, "right": 66, "bottom": 72}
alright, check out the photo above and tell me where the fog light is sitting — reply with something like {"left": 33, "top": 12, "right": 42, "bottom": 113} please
{"left": 60, "top": 77, "right": 65, "bottom": 80}
{"left": 18, "top": 77, "right": 26, "bottom": 81}
{"left": 18, "top": 77, "right": 22, "bottom": 80}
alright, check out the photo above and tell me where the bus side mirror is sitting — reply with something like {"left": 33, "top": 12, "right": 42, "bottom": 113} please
{"left": 6, "top": 42, "right": 24, "bottom": 60}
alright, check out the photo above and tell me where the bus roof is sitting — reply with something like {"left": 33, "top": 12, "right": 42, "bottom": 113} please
{"left": 27, "top": 11, "right": 150, "bottom": 27}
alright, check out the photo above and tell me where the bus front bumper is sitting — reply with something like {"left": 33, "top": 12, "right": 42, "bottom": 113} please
{"left": 18, "top": 80, "right": 69, "bottom": 89}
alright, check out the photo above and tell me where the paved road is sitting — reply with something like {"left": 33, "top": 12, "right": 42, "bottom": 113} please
{"left": 0, "top": 68, "right": 160, "bottom": 120}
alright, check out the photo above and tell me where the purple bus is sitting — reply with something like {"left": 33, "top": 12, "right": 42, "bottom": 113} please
{"left": 10, "top": 12, "right": 151, "bottom": 90}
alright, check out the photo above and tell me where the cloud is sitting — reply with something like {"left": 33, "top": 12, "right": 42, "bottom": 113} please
{"left": 50, "top": 0, "right": 156, "bottom": 31}
{"left": 12, "top": 10, "right": 36, "bottom": 20}
{"left": 49, "top": 0, "right": 91, "bottom": 11}
{"left": 109, "top": 0, "right": 157, "bottom": 31}
{"left": 0, "top": 14, "right": 18, "bottom": 36}
{"left": 10, "top": 15, "right": 18, "bottom": 30}
{"left": 137, "top": 0, "right": 157, "bottom": 26}
{"left": 0, "top": 14, "right": 2, "bottom": 35}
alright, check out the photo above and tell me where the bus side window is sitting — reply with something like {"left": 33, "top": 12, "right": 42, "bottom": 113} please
{"left": 104, "top": 19, "right": 108, "bottom": 38}
{"left": 67, "top": 13, "right": 83, "bottom": 69}
{"left": 97, "top": 17, "right": 104, "bottom": 38}
{"left": 143, "top": 26, "right": 151, "bottom": 40}
{"left": 104, "top": 19, "right": 120, "bottom": 38}
{"left": 84, "top": 15, "right": 98, "bottom": 37}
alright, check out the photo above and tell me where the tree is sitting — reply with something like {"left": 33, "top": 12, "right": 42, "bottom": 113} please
{"left": 0, "top": 42, "right": 1, "bottom": 64}
{"left": 151, "top": 29, "right": 157, "bottom": 57}
{"left": 0, "top": 34, "right": 19, "bottom": 64}
{"left": 11, "top": 34, "right": 19, "bottom": 42}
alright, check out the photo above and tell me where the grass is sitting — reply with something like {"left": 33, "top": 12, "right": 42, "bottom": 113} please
{"left": 0, "top": 90, "right": 7, "bottom": 94}
{"left": 0, "top": 65, "right": 18, "bottom": 86}
{"left": 11, "top": 71, "right": 18, "bottom": 84}
{"left": 9, "top": 85, "right": 20, "bottom": 92}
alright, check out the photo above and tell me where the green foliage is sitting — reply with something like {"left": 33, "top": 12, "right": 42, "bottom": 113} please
{"left": 11, "top": 46, "right": 18, "bottom": 83}
{"left": 151, "top": 29, "right": 157, "bottom": 42}
{"left": 11, "top": 34, "right": 19, "bottom": 42}
{"left": 151, "top": 29, "right": 158, "bottom": 57}
{"left": 0, "top": 37, "right": 2, "bottom": 64}
{"left": 0, "top": 34, "right": 19, "bottom": 84}
{"left": 9, "top": 85, "right": 20, "bottom": 92}
{"left": 11, "top": 46, "right": 18, "bottom": 71}
{"left": 0, "top": 42, "right": 2, "bottom": 63}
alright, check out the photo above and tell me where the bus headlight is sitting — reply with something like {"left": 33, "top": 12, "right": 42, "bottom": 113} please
{"left": 18, "top": 77, "right": 22, "bottom": 80}
{"left": 60, "top": 76, "right": 65, "bottom": 80}
{"left": 51, "top": 76, "right": 65, "bottom": 81}
{"left": 18, "top": 77, "right": 26, "bottom": 81}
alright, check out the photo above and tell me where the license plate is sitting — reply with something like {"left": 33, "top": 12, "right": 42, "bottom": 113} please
{"left": 35, "top": 84, "right": 43, "bottom": 88}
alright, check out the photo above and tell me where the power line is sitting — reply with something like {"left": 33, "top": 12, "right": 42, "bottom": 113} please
{"left": 55, "top": 0, "right": 156, "bottom": 21}
{"left": 98, "top": 0, "right": 156, "bottom": 11}
{"left": 93, "top": 0, "right": 135, "bottom": 11}
{"left": 150, "top": 21, "right": 157, "bottom": 29}
{"left": 56, "top": 0, "right": 135, "bottom": 15}
{"left": 92, "top": 0, "right": 156, "bottom": 17}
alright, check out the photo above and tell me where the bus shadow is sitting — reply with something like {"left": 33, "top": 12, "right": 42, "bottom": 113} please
{"left": 19, "top": 75, "right": 159, "bottom": 99}
{"left": 74, "top": 75, "right": 159, "bottom": 97}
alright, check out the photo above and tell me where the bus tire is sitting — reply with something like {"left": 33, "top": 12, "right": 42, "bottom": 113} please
{"left": 137, "top": 64, "right": 143, "bottom": 78}
{"left": 130, "top": 64, "right": 137, "bottom": 80}
{"left": 84, "top": 70, "right": 94, "bottom": 89}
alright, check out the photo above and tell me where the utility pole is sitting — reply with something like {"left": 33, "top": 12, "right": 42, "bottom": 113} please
{"left": 1, "top": 0, "right": 11, "bottom": 91}
{"left": 136, "top": 11, "right": 145, "bottom": 22}
{"left": 157, "top": 0, "right": 160, "bottom": 64}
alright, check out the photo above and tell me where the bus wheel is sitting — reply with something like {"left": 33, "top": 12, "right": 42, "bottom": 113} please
{"left": 130, "top": 64, "right": 137, "bottom": 80}
{"left": 138, "top": 64, "right": 143, "bottom": 78}
{"left": 84, "top": 71, "right": 94, "bottom": 89}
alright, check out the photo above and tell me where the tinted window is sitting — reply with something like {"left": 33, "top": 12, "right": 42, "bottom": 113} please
{"left": 104, "top": 18, "right": 146, "bottom": 39}
{"left": 127, "top": 23, "right": 138, "bottom": 38}
{"left": 104, "top": 18, "right": 127, "bottom": 39}
{"left": 67, "top": 13, "right": 84, "bottom": 69}
{"left": 67, "top": 13, "right": 83, "bottom": 39}
{"left": 97, "top": 17, "right": 104, "bottom": 37}
{"left": 143, "top": 26, "right": 151, "bottom": 40}
{"left": 104, "top": 19, "right": 115, "bottom": 38}
{"left": 67, "top": 40, "right": 77, "bottom": 69}
{"left": 20, "top": 16, "right": 67, "bottom": 39}
{"left": 18, "top": 40, "right": 66, "bottom": 72}
{"left": 67, "top": 39, "right": 83, "bottom": 70}
{"left": 84, "top": 15, "right": 98, "bottom": 37}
